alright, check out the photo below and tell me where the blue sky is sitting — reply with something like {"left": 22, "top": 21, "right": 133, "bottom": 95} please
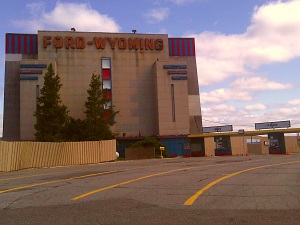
{"left": 1, "top": 0, "right": 300, "bottom": 136}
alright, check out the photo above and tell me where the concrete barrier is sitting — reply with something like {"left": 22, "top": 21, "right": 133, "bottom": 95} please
{"left": 0, "top": 140, "right": 116, "bottom": 171}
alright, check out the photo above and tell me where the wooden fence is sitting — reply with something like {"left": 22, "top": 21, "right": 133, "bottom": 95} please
{"left": 0, "top": 140, "right": 116, "bottom": 172}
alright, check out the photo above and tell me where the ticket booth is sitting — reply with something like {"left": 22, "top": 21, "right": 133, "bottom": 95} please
{"left": 268, "top": 133, "right": 286, "bottom": 154}
{"left": 214, "top": 136, "right": 232, "bottom": 156}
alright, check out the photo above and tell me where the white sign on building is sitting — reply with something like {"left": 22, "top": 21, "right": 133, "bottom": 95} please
{"left": 255, "top": 120, "right": 291, "bottom": 130}
{"left": 202, "top": 125, "right": 233, "bottom": 133}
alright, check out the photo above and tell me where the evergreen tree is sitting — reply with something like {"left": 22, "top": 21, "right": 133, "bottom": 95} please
{"left": 34, "top": 63, "right": 69, "bottom": 141}
{"left": 84, "top": 73, "right": 118, "bottom": 140}
{"left": 63, "top": 117, "right": 88, "bottom": 142}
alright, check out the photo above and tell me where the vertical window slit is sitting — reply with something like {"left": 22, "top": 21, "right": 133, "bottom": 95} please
{"left": 36, "top": 85, "right": 40, "bottom": 98}
{"left": 171, "top": 84, "right": 175, "bottom": 122}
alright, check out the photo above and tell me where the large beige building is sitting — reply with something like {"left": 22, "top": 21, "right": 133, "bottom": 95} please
{"left": 3, "top": 31, "right": 203, "bottom": 156}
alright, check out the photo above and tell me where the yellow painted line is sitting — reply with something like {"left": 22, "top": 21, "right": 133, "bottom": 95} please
{"left": 0, "top": 170, "right": 118, "bottom": 194}
{"left": 184, "top": 160, "right": 300, "bottom": 206}
{"left": 0, "top": 158, "right": 266, "bottom": 197}
{"left": 72, "top": 169, "right": 184, "bottom": 200}
{"left": 0, "top": 172, "right": 62, "bottom": 182}
{"left": 0, "top": 164, "right": 157, "bottom": 182}
{"left": 0, "top": 165, "right": 162, "bottom": 194}
{"left": 71, "top": 159, "right": 263, "bottom": 201}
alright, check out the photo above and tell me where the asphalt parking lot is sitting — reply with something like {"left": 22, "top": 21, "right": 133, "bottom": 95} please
{"left": 0, "top": 154, "right": 299, "bottom": 225}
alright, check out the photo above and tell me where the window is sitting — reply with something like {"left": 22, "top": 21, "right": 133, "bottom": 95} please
{"left": 102, "top": 58, "right": 111, "bottom": 68}
{"left": 171, "top": 84, "right": 175, "bottom": 122}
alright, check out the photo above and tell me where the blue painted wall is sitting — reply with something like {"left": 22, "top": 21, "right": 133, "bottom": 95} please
{"left": 160, "top": 138, "right": 188, "bottom": 156}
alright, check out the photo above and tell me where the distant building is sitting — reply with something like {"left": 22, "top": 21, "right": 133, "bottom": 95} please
{"left": 3, "top": 31, "right": 203, "bottom": 156}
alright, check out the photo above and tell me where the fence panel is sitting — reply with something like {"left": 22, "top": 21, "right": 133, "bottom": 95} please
{"left": 0, "top": 140, "right": 116, "bottom": 171}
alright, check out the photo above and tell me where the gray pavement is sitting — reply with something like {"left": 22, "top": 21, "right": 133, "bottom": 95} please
{"left": 0, "top": 154, "right": 299, "bottom": 224}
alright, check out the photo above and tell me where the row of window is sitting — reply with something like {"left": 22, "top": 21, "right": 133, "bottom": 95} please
{"left": 102, "top": 58, "right": 112, "bottom": 117}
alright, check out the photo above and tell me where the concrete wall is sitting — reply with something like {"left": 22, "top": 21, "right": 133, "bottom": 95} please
{"left": 3, "top": 54, "right": 39, "bottom": 141}
{"left": 14, "top": 31, "right": 202, "bottom": 140}
{"left": 285, "top": 136, "right": 300, "bottom": 153}
{"left": 20, "top": 79, "right": 38, "bottom": 140}
{"left": 204, "top": 137, "right": 215, "bottom": 156}
{"left": 192, "top": 135, "right": 299, "bottom": 157}
{"left": 185, "top": 56, "right": 203, "bottom": 134}
{"left": 247, "top": 136, "right": 299, "bottom": 155}
{"left": 0, "top": 140, "right": 116, "bottom": 171}
{"left": 3, "top": 60, "right": 21, "bottom": 140}
{"left": 154, "top": 61, "right": 190, "bottom": 136}
{"left": 37, "top": 31, "right": 169, "bottom": 138}
{"left": 231, "top": 136, "right": 247, "bottom": 156}
{"left": 19, "top": 60, "right": 55, "bottom": 140}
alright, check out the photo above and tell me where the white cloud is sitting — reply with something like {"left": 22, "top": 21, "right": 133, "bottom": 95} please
{"left": 145, "top": 8, "right": 170, "bottom": 23}
{"left": 202, "top": 104, "right": 250, "bottom": 129}
{"left": 244, "top": 103, "right": 266, "bottom": 111}
{"left": 211, "top": 103, "right": 237, "bottom": 112}
{"left": 13, "top": 2, "right": 120, "bottom": 32}
{"left": 202, "top": 103, "right": 300, "bottom": 131}
{"left": 168, "top": 0, "right": 195, "bottom": 5}
{"left": 202, "top": 104, "right": 238, "bottom": 116}
{"left": 288, "top": 99, "right": 300, "bottom": 106}
{"left": 192, "top": 0, "right": 300, "bottom": 87}
{"left": 26, "top": 2, "right": 45, "bottom": 17}
{"left": 196, "top": 0, "right": 300, "bottom": 128}
{"left": 230, "top": 76, "right": 292, "bottom": 91}
{"left": 200, "top": 75, "right": 291, "bottom": 104}
{"left": 201, "top": 88, "right": 254, "bottom": 104}
{"left": 278, "top": 107, "right": 300, "bottom": 116}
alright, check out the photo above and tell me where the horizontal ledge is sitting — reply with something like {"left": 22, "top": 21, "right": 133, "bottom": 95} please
{"left": 163, "top": 65, "right": 187, "bottom": 69}
{"left": 20, "top": 76, "right": 38, "bottom": 80}
{"left": 20, "top": 64, "right": 47, "bottom": 68}
{"left": 168, "top": 71, "right": 187, "bottom": 75}
{"left": 20, "top": 69, "right": 43, "bottom": 74}
{"left": 172, "top": 76, "right": 187, "bottom": 80}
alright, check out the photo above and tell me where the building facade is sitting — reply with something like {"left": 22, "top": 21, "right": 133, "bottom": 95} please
{"left": 3, "top": 31, "right": 203, "bottom": 155}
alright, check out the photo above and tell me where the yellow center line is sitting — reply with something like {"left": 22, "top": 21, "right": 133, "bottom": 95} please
{"left": 72, "top": 168, "right": 188, "bottom": 200}
{"left": 0, "top": 163, "right": 157, "bottom": 182}
{"left": 0, "top": 172, "right": 63, "bottom": 182}
{"left": 0, "top": 170, "right": 118, "bottom": 194}
{"left": 71, "top": 159, "right": 265, "bottom": 201}
{"left": 0, "top": 164, "right": 168, "bottom": 195}
{"left": 184, "top": 160, "right": 300, "bottom": 206}
{"left": 0, "top": 158, "right": 267, "bottom": 196}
